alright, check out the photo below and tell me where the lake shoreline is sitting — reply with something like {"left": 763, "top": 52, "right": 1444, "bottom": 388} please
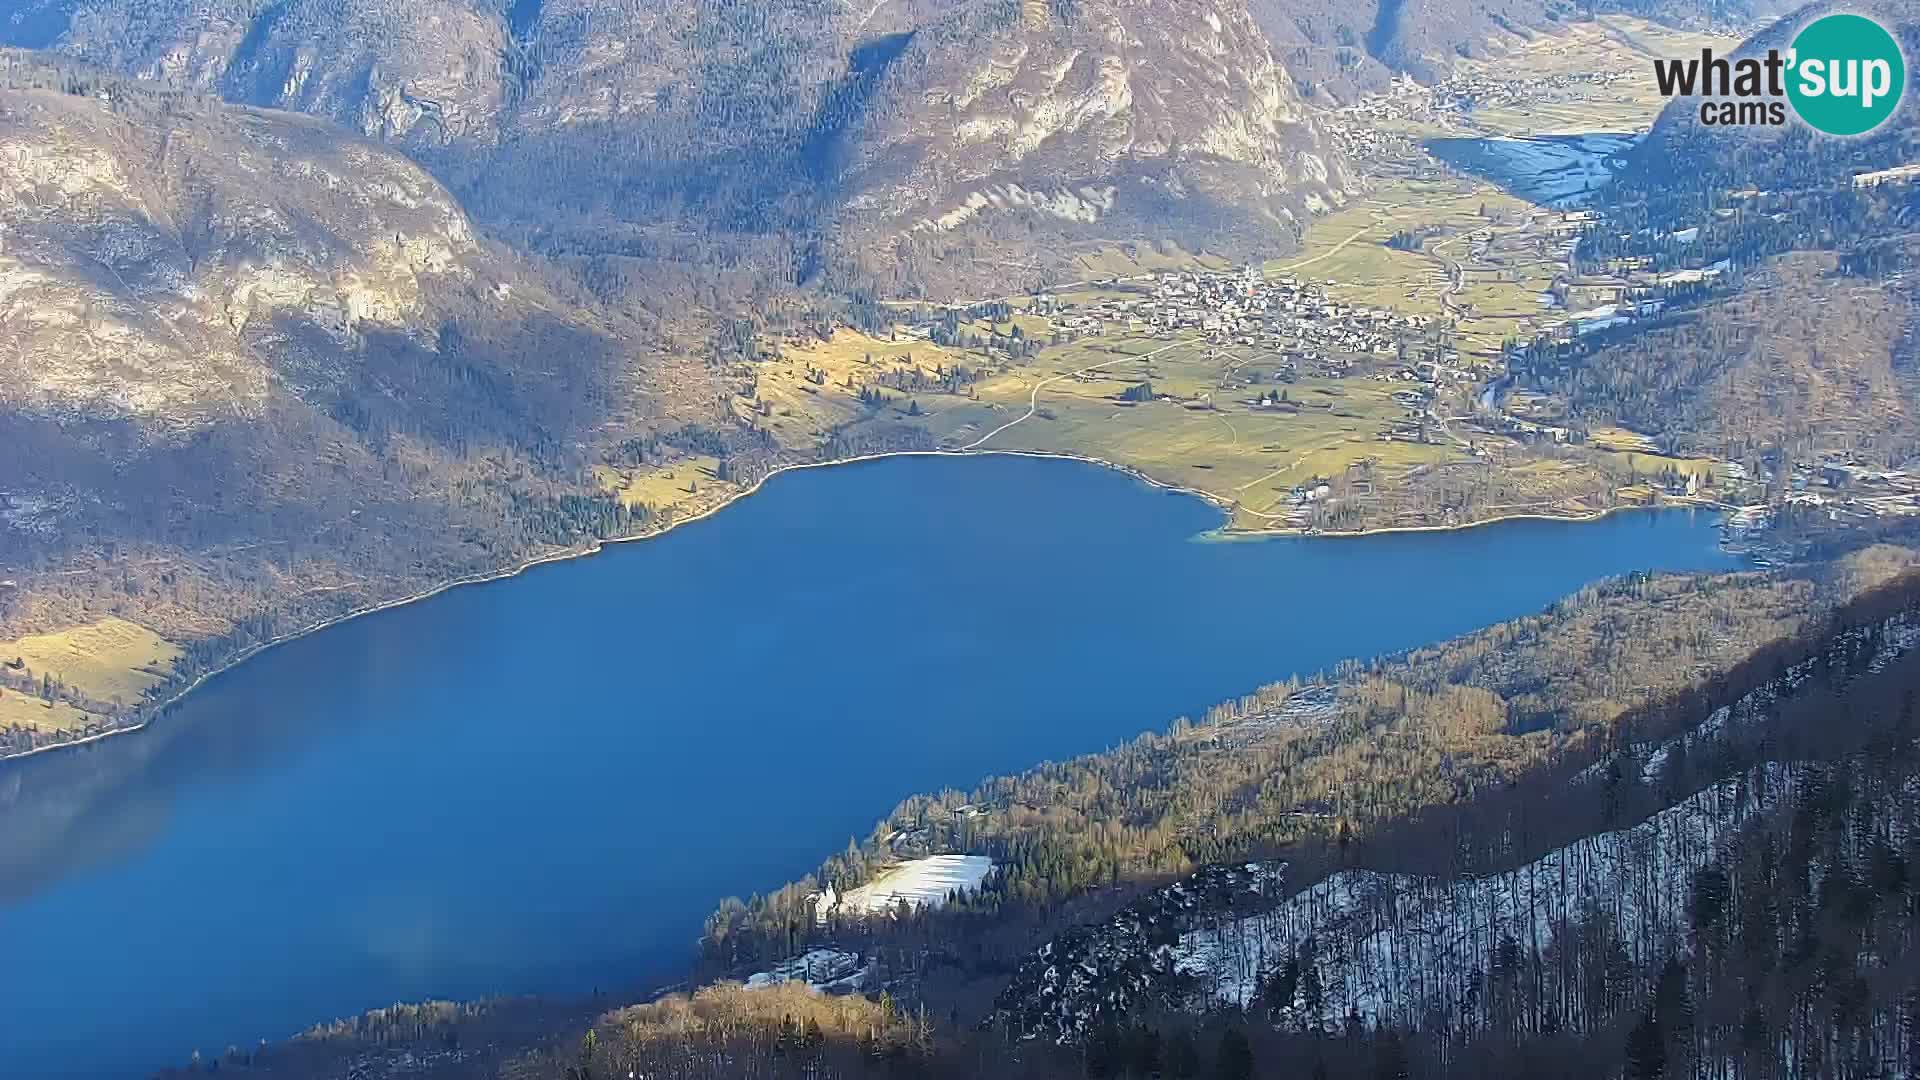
{"left": 0, "top": 452, "right": 1745, "bottom": 1080}
{"left": 0, "top": 446, "right": 1715, "bottom": 766}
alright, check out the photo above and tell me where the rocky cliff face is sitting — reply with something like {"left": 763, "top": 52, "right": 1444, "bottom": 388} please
{"left": 10, "top": 0, "right": 511, "bottom": 151}
{"left": 28, "top": 0, "right": 1740, "bottom": 291}
{"left": 3, "top": 0, "right": 1375, "bottom": 289}
{"left": 0, "top": 58, "right": 487, "bottom": 425}
{"left": 848, "top": 0, "right": 1348, "bottom": 232}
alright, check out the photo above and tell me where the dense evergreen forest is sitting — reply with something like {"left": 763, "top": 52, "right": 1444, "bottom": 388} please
{"left": 698, "top": 551, "right": 1907, "bottom": 975}
{"left": 1508, "top": 1, "right": 1918, "bottom": 464}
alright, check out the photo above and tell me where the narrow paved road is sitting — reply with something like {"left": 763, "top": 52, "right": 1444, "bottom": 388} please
{"left": 1276, "top": 226, "right": 1373, "bottom": 273}
{"left": 963, "top": 338, "right": 1194, "bottom": 450}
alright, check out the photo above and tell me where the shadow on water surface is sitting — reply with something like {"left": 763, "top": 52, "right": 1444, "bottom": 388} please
{"left": 0, "top": 627, "right": 384, "bottom": 905}
{"left": 0, "top": 455, "right": 1738, "bottom": 1079}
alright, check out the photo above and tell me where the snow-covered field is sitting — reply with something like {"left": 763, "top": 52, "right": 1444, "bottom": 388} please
{"left": 1569, "top": 302, "right": 1631, "bottom": 335}
{"left": 826, "top": 854, "right": 995, "bottom": 919}
{"left": 1658, "top": 258, "right": 1731, "bottom": 286}
{"left": 1431, "top": 133, "right": 1637, "bottom": 205}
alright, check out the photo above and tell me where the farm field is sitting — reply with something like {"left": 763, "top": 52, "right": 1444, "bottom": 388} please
{"left": 917, "top": 333, "right": 1461, "bottom": 520}
{"left": 0, "top": 617, "right": 181, "bottom": 734}
{"left": 0, "top": 693, "right": 95, "bottom": 734}
{"left": 1456, "top": 18, "right": 1744, "bottom": 136}
{"left": 596, "top": 457, "right": 731, "bottom": 515}
{"left": 742, "top": 16, "right": 1754, "bottom": 536}
{"left": 1260, "top": 176, "right": 1562, "bottom": 361}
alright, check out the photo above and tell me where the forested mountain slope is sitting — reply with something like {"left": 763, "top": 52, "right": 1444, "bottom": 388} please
{"left": 1545, "top": 248, "right": 1920, "bottom": 461}
{"left": 1512, "top": 0, "right": 1920, "bottom": 466}
{"left": 1625, "top": 0, "right": 1918, "bottom": 199}
{"left": 701, "top": 547, "right": 1919, "bottom": 977}
{"left": 0, "top": 53, "right": 720, "bottom": 753}
{"left": 996, "top": 665, "right": 1920, "bottom": 1079}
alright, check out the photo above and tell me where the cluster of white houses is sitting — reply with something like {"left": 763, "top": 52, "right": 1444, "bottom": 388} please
{"left": 1048, "top": 267, "right": 1446, "bottom": 377}
{"left": 1339, "top": 69, "right": 1632, "bottom": 133}
{"left": 1782, "top": 462, "right": 1920, "bottom": 524}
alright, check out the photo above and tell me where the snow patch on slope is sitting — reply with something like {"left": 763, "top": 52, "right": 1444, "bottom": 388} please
{"left": 1175, "top": 765, "right": 1791, "bottom": 1027}
{"left": 821, "top": 855, "right": 995, "bottom": 920}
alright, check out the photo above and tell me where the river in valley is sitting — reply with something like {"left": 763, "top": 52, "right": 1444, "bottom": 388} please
{"left": 0, "top": 454, "right": 1739, "bottom": 1077}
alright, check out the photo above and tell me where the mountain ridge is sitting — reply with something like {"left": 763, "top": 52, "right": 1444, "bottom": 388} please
{"left": 0, "top": 51, "right": 724, "bottom": 756}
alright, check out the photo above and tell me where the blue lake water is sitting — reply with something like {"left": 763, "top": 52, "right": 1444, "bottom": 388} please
{"left": 0, "top": 454, "right": 1738, "bottom": 1077}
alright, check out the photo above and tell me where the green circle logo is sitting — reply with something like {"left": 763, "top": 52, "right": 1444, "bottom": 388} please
{"left": 1787, "top": 13, "right": 1905, "bottom": 136}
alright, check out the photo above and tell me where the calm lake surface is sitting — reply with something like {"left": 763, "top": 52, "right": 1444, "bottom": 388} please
{"left": 0, "top": 454, "right": 1738, "bottom": 1077}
